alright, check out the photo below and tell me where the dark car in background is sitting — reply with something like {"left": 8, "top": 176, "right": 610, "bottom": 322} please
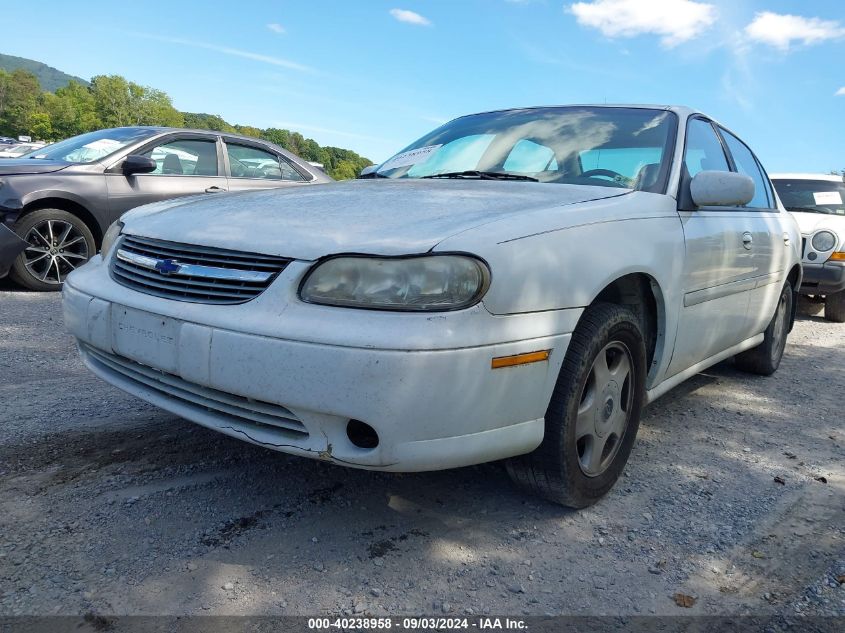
{"left": 0, "top": 127, "right": 333, "bottom": 290}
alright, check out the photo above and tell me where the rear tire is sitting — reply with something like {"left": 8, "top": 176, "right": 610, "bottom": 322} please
{"left": 506, "top": 303, "right": 647, "bottom": 508}
{"left": 9, "top": 209, "right": 96, "bottom": 291}
{"left": 824, "top": 290, "right": 845, "bottom": 323}
{"left": 735, "top": 283, "right": 793, "bottom": 376}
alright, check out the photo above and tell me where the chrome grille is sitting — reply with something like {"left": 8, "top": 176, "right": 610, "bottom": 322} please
{"left": 82, "top": 344, "right": 308, "bottom": 437}
{"left": 111, "top": 235, "right": 290, "bottom": 304}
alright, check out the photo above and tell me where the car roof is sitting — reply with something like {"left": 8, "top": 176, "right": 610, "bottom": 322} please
{"left": 104, "top": 126, "right": 281, "bottom": 146}
{"left": 770, "top": 173, "right": 844, "bottom": 182}
{"left": 457, "top": 104, "right": 702, "bottom": 119}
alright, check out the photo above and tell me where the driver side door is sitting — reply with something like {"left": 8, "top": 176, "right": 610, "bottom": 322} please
{"left": 105, "top": 134, "right": 227, "bottom": 215}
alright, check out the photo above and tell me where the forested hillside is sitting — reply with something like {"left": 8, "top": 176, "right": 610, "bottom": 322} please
{"left": 0, "top": 59, "right": 371, "bottom": 179}
{"left": 0, "top": 53, "right": 88, "bottom": 91}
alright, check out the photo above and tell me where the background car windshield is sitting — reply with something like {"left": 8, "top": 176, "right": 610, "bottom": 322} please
{"left": 24, "top": 128, "right": 156, "bottom": 163}
{"left": 376, "top": 107, "right": 676, "bottom": 191}
{"left": 773, "top": 179, "right": 845, "bottom": 216}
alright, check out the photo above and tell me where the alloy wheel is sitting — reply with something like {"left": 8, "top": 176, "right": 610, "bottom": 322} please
{"left": 771, "top": 292, "right": 788, "bottom": 362}
{"left": 23, "top": 219, "right": 90, "bottom": 285}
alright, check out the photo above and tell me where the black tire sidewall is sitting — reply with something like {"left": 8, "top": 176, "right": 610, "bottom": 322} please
{"left": 10, "top": 209, "right": 96, "bottom": 291}
{"left": 769, "top": 285, "right": 793, "bottom": 367}
{"left": 546, "top": 305, "right": 647, "bottom": 506}
{"left": 825, "top": 290, "right": 845, "bottom": 323}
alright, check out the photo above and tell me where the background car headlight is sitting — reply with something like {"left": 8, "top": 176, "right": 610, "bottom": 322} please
{"left": 300, "top": 254, "right": 490, "bottom": 311}
{"left": 100, "top": 221, "right": 124, "bottom": 258}
{"left": 811, "top": 230, "right": 836, "bottom": 252}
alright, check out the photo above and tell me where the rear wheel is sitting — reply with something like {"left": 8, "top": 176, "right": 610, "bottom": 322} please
{"left": 10, "top": 209, "right": 96, "bottom": 291}
{"left": 735, "top": 283, "right": 793, "bottom": 375}
{"left": 824, "top": 290, "right": 845, "bottom": 323}
{"left": 506, "top": 303, "right": 646, "bottom": 508}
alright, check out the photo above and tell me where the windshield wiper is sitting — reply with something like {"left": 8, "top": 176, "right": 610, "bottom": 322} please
{"left": 421, "top": 170, "right": 539, "bottom": 182}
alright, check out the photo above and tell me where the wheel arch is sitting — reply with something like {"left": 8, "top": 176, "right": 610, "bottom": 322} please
{"left": 21, "top": 195, "right": 103, "bottom": 245}
{"left": 786, "top": 264, "right": 801, "bottom": 332}
{"left": 590, "top": 272, "right": 667, "bottom": 385}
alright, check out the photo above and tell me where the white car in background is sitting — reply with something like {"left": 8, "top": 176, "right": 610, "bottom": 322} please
{"left": 771, "top": 173, "right": 845, "bottom": 322}
{"left": 0, "top": 142, "right": 46, "bottom": 158}
{"left": 63, "top": 105, "right": 801, "bottom": 507}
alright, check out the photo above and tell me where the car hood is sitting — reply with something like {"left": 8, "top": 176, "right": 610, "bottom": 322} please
{"left": 789, "top": 210, "right": 845, "bottom": 237}
{"left": 122, "top": 179, "right": 631, "bottom": 260}
{"left": 0, "top": 159, "right": 71, "bottom": 175}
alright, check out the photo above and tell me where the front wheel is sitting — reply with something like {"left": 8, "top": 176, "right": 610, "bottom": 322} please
{"left": 824, "top": 290, "right": 845, "bottom": 323}
{"left": 9, "top": 209, "right": 96, "bottom": 291}
{"left": 506, "top": 303, "right": 647, "bottom": 508}
{"left": 735, "top": 283, "right": 793, "bottom": 375}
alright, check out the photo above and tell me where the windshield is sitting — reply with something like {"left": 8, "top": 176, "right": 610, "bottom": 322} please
{"left": 376, "top": 107, "right": 676, "bottom": 191}
{"left": 24, "top": 128, "right": 158, "bottom": 163}
{"left": 773, "top": 179, "right": 845, "bottom": 216}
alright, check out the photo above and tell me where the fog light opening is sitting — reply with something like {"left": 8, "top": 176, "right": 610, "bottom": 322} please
{"left": 347, "top": 420, "right": 379, "bottom": 449}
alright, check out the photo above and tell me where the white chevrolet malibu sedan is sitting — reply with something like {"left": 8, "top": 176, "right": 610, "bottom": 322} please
{"left": 771, "top": 173, "right": 845, "bottom": 322}
{"left": 63, "top": 105, "right": 802, "bottom": 507}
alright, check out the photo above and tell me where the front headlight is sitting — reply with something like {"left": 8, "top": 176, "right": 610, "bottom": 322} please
{"left": 812, "top": 230, "right": 837, "bottom": 252}
{"left": 300, "top": 254, "right": 490, "bottom": 311}
{"left": 100, "top": 221, "right": 124, "bottom": 258}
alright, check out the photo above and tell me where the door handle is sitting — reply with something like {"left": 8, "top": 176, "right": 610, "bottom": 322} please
{"left": 742, "top": 232, "right": 753, "bottom": 249}
{"left": 205, "top": 186, "right": 227, "bottom": 193}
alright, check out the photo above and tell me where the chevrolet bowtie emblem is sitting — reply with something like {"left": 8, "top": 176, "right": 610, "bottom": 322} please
{"left": 154, "top": 259, "right": 182, "bottom": 275}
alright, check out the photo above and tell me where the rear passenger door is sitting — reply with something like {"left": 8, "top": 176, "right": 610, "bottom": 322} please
{"left": 106, "top": 134, "right": 227, "bottom": 214}
{"left": 716, "top": 126, "right": 785, "bottom": 336}
{"left": 668, "top": 117, "right": 758, "bottom": 377}
{"left": 222, "top": 139, "right": 310, "bottom": 193}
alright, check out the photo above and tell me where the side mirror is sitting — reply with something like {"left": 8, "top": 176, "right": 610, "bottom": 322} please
{"left": 122, "top": 155, "right": 157, "bottom": 175}
{"left": 690, "top": 170, "right": 755, "bottom": 207}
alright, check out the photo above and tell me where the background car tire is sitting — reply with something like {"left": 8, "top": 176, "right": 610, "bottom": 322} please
{"left": 824, "top": 290, "right": 845, "bottom": 323}
{"left": 10, "top": 209, "right": 96, "bottom": 292}
{"left": 735, "top": 282, "right": 793, "bottom": 376}
{"left": 506, "top": 302, "right": 647, "bottom": 508}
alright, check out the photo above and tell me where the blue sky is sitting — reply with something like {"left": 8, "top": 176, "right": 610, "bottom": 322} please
{"left": 3, "top": 0, "right": 844, "bottom": 171}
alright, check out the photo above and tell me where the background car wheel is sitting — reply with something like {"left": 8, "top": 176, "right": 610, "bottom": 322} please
{"left": 9, "top": 209, "right": 96, "bottom": 292}
{"left": 735, "top": 282, "right": 793, "bottom": 376}
{"left": 506, "top": 302, "right": 647, "bottom": 508}
{"left": 824, "top": 290, "right": 845, "bottom": 323}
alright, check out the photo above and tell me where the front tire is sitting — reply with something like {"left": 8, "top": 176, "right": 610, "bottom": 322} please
{"left": 9, "top": 209, "right": 96, "bottom": 291}
{"left": 735, "top": 282, "right": 793, "bottom": 376}
{"left": 824, "top": 290, "right": 845, "bottom": 323}
{"left": 506, "top": 303, "right": 647, "bottom": 508}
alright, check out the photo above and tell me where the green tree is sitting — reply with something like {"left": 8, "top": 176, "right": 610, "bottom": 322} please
{"left": 47, "top": 81, "right": 101, "bottom": 138}
{"left": 183, "top": 112, "right": 235, "bottom": 132}
{"left": 0, "top": 69, "right": 42, "bottom": 137}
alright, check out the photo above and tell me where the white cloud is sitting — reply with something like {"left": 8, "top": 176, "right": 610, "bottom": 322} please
{"left": 389, "top": 9, "right": 432, "bottom": 26}
{"left": 569, "top": 0, "right": 717, "bottom": 47}
{"left": 267, "top": 23, "right": 286, "bottom": 35}
{"left": 836, "top": 87, "right": 845, "bottom": 96}
{"left": 745, "top": 12, "right": 845, "bottom": 50}
{"left": 134, "top": 33, "right": 315, "bottom": 73}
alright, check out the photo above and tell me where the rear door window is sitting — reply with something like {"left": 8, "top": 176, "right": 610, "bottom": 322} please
{"left": 226, "top": 143, "right": 305, "bottom": 181}
{"left": 719, "top": 128, "right": 773, "bottom": 208}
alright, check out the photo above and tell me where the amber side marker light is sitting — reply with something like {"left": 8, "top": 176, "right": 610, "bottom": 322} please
{"left": 830, "top": 252, "right": 845, "bottom": 261}
{"left": 491, "top": 350, "right": 551, "bottom": 369}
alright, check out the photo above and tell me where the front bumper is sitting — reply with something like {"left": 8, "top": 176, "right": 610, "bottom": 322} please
{"left": 800, "top": 261, "right": 845, "bottom": 295}
{"left": 0, "top": 224, "right": 27, "bottom": 278}
{"left": 63, "top": 256, "right": 578, "bottom": 471}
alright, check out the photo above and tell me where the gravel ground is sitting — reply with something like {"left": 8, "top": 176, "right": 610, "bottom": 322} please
{"left": 1, "top": 280, "right": 843, "bottom": 618}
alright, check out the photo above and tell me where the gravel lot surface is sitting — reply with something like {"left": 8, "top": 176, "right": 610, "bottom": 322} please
{"left": 1, "top": 281, "right": 843, "bottom": 619}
